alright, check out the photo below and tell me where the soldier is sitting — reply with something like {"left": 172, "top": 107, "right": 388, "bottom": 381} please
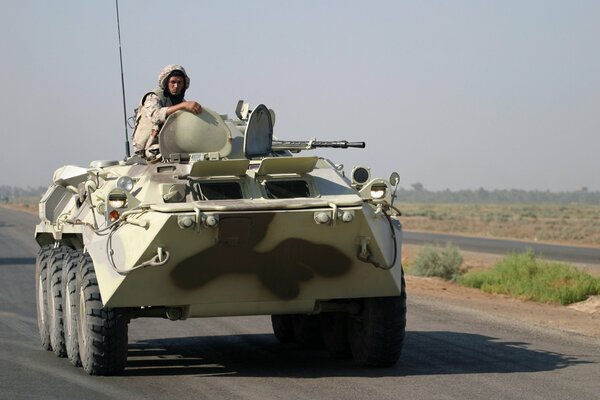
{"left": 132, "top": 64, "right": 202, "bottom": 158}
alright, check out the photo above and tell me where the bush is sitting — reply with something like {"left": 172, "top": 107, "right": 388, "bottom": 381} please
{"left": 458, "top": 252, "right": 600, "bottom": 305}
{"left": 409, "top": 244, "right": 463, "bottom": 281}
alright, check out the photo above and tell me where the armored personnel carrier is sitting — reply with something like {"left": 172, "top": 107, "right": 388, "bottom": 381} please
{"left": 35, "top": 102, "right": 406, "bottom": 375}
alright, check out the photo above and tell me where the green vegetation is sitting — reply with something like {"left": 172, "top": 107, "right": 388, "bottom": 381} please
{"left": 407, "top": 246, "right": 600, "bottom": 305}
{"left": 407, "top": 244, "right": 463, "bottom": 281}
{"left": 458, "top": 252, "right": 600, "bottom": 305}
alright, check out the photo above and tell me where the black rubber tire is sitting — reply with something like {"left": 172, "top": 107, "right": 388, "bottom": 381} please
{"left": 49, "top": 246, "right": 71, "bottom": 357}
{"left": 271, "top": 315, "right": 295, "bottom": 343}
{"left": 76, "top": 253, "right": 128, "bottom": 376}
{"left": 292, "top": 315, "right": 324, "bottom": 348}
{"left": 320, "top": 312, "right": 352, "bottom": 358}
{"left": 62, "top": 249, "right": 82, "bottom": 366}
{"left": 347, "top": 278, "right": 407, "bottom": 367}
{"left": 35, "top": 245, "right": 54, "bottom": 351}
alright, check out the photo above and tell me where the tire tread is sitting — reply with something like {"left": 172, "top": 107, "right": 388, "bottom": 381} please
{"left": 77, "top": 254, "right": 128, "bottom": 376}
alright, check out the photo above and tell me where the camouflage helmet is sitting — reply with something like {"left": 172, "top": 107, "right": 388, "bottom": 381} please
{"left": 158, "top": 64, "right": 190, "bottom": 90}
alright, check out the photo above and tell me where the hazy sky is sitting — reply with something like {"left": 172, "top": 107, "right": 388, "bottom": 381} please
{"left": 1, "top": 1, "right": 598, "bottom": 191}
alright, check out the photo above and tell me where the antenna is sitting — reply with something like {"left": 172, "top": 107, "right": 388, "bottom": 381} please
{"left": 115, "top": 0, "right": 130, "bottom": 158}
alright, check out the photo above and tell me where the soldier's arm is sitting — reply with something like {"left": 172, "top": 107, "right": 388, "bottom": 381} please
{"left": 145, "top": 95, "right": 202, "bottom": 127}
{"left": 166, "top": 101, "right": 202, "bottom": 116}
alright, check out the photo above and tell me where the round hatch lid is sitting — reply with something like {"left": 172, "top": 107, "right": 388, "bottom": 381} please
{"left": 159, "top": 108, "right": 232, "bottom": 158}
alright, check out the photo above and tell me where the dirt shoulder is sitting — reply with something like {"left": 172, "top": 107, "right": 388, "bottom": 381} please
{"left": 403, "top": 244, "right": 600, "bottom": 339}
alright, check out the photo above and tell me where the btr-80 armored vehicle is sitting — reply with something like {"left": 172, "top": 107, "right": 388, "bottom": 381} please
{"left": 35, "top": 102, "right": 405, "bottom": 375}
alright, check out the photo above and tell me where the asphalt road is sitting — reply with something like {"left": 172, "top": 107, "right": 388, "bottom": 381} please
{"left": 404, "top": 230, "right": 600, "bottom": 265}
{"left": 1, "top": 207, "right": 599, "bottom": 400}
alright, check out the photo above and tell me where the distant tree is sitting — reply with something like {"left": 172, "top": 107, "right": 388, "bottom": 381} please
{"left": 411, "top": 182, "right": 424, "bottom": 192}
{"left": 0, "top": 185, "right": 45, "bottom": 201}
{"left": 477, "top": 187, "right": 489, "bottom": 199}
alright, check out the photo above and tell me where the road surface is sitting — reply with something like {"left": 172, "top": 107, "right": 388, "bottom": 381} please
{"left": 1, "top": 207, "right": 598, "bottom": 399}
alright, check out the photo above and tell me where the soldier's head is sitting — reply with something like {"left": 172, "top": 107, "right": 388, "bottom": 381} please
{"left": 158, "top": 64, "right": 191, "bottom": 97}
{"left": 166, "top": 70, "right": 186, "bottom": 96}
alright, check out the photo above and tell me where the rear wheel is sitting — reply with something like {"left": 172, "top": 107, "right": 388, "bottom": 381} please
{"left": 320, "top": 312, "right": 351, "bottom": 358}
{"left": 76, "top": 254, "right": 128, "bottom": 375}
{"left": 271, "top": 315, "right": 295, "bottom": 343}
{"left": 292, "top": 315, "right": 324, "bottom": 348}
{"left": 62, "top": 249, "right": 82, "bottom": 366}
{"left": 272, "top": 314, "right": 325, "bottom": 348}
{"left": 347, "top": 278, "right": 407, "bottom": 367}
{"left": 35, "top": 245, "right": 53, "bottom": 351}
{"left": 49, "top": 246, "right": 71, "bottom": 357}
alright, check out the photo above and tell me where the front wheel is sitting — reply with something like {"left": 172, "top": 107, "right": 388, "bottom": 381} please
{"left": 320, "top": 312, "right": 351, "bottom": 359}
{"left": 271, "top": 315, "right": 295, "bottom": 343}
{"left": 292, "top": 315, "right": 324, "bottom": 348}
{"left": 347, "top": 290, "right": 407, "bottom": 367}
{"left": 76, "top": 254, "right": 128, "bottom": 375}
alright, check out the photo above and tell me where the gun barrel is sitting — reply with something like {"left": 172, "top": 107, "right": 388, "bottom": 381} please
{"left": 272, "top": 140, "right": 366, "bottom": 151}
{"left": 315, "top": 141, "right": 366, "bottom": 148}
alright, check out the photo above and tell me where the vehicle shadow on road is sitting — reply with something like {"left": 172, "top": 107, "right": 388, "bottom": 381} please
{"left": 0, "top": 257, "right": 36, "bottom": 265}
{"left": 122, "top": 331, "right": 589, "bottom": 377}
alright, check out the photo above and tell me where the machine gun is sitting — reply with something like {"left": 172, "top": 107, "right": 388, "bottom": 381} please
{"left": 272, "top": 139, "right": 366, "bottom": 152}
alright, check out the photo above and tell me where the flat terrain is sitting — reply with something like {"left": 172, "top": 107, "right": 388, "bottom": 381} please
{"left": 399, "top": 202, "right": 600, "bottom": 247}
{"left": 1, "top": 206, "right": 600, "bottom": 399}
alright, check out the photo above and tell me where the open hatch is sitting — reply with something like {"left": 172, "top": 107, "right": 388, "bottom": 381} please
{"left": 243, "top": 104, "right": 273, "bottom": 159}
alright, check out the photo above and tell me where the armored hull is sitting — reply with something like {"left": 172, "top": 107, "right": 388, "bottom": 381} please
{"left": 34, "top": 103, "right": 406, "bottom": 375}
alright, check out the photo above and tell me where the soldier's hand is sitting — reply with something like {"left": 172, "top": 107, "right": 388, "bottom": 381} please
{"left": 183, "top": 101, "right": 202, "bottom": 114}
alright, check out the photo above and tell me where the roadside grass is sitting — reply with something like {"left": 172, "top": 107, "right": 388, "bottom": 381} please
{"left": 406, "top": 244, "right": 463, "bottom": 281}
{"left": 406, "top": 246, "right": 600, "bottom": 305}
{"left": 457, "top": 252, "right": 600, "bottom": 305}
{"left": 399, "top": 203, "right": 600, "bottom": 246}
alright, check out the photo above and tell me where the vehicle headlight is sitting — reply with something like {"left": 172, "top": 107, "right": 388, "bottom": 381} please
{"left": 370, "top": 185, "right": 387, "bottom": 199}
{"left": 116, "top": 176, "right": 134, "bottom": 192}
{"left": 108, "top": 193, "right": 128, "bottom": 209}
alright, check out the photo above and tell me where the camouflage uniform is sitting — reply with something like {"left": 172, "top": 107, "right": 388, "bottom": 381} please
{"left": 132, "top": 65, "right": 191, "bottom": 154}
{"left": 132, "top": 90, "right": 179, "bottom": 153}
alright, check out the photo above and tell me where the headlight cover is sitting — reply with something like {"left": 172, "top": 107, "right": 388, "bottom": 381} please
{"left": 370, "top": 185, "right": 387, "bottom": 199}
{"left": 108, "top": 192, "right": 128, "bottom": 209}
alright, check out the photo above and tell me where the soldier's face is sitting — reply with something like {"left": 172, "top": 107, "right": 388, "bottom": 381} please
{"left": 168, "top": 76, "right": 185, "bottom": 96}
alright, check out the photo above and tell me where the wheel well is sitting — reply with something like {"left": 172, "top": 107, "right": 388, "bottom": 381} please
{"left": 35, "top": 233, "right": 84, "bottom": 250}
